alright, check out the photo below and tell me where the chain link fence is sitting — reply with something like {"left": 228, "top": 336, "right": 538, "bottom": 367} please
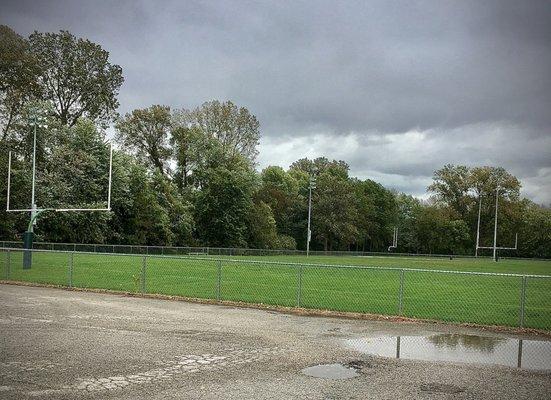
{"left": 0, "top": 240, "right": 531, "bottom": 259}
{"left": 1, "top": 247, "right": 550, "bottom": 331}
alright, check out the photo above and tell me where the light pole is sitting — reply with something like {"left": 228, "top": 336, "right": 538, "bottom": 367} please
{"left": 30, "top": 113, "right": 38, "bottom": 231}
{"left": 23, "top": 109, "right": 47, "bottom": 269}
{"left": 492, "top": 186, "right": 500, "bottom": 262}
{"left": 306, "top": 175, "right": 316, "bottom": 257}
{"left": 475, "top": 195, "right": 482, "bottom": 257}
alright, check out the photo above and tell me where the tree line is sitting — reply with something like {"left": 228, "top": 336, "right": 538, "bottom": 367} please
{"left": 1, "top": 26, "right": 550, "bottom": 257}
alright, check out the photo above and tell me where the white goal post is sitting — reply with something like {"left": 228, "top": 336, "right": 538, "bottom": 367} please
{"left": 388, "top": 227, "right": 398, "bottom": 252}
{"left": 6, "top": 143, "right": 113, "bottom": 213}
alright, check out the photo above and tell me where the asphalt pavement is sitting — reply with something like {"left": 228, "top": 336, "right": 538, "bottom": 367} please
{"left": 0, "top": 284, "right": 549, "bottom": 399}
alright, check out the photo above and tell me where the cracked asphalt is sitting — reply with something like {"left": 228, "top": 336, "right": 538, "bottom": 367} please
{"left": 0, "top": 284, "right": 550, "bottom": 399}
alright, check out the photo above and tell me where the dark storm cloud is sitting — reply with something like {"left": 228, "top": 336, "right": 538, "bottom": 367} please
{"left": 2, "top": 0, "right": 551, "bottom": 202}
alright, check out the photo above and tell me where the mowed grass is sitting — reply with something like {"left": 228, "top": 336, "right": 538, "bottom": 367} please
{"left": 1, "top": 249, "right": 550, "bottom": 330}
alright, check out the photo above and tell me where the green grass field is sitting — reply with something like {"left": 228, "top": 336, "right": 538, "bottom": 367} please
{"left": 1, "top": 249, "right": 550, "bottom": 330}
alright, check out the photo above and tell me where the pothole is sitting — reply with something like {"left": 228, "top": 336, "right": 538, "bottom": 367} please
{"left": 420, "top": 383, "right": 465, "bottom": 394}
{"left": 301, "top": 363, "right": 359, "bottom": 380}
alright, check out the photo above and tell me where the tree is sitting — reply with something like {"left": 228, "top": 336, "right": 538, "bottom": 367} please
{"left": 0, "top": 25, "right": 41, "bottom": 141}
{"left": 395, "top": 193, "right": 423, "bottom": 253}
{"left": 149, "top": 170, "right": 194, "bottom": 245}
{"left": 194, "top": 154, "right": 258, "bottom": 247}
{"left": 518, "top": 202, "right": 551, "bottom": 258}
{"left": 290, "top": 157, "right": 349, "bottom": 180}
{"left": 123, "top": 164, "right": 173, "bottom": 245}
{"left": 116, "top": 105, "right": 172, "bottom": 175}
{"left": 308, "top": 162, "right": 359, "bottom": 251}
{"left": 469, "top": 166, "right": 521, "bottom": 200}
{"left": 32, "top": 119, "right": 115, "bottom": 243}
{"left": 288, "top": 158, "right": 359, "bottom": 251}
{"left": 314, "top": 176, "right": 359, "bottom": 251}
{"left": 170, "top": 124, "right": 200, "bottom": 189}
{"left": 106, "top": 153, "right": 173, "bottom": 245}
{"left": 256, "top": 166, "right": 300, "bottom": 236}
{"left": 185, "top": 100, "right": 260, "bottom": 162}
{"left": 28, "top": 30, "right": 123, "bottom": 127}
{"left": 416, "top": 205, "right": 470, "bottom": 254}
{"left": 248, "top": 201, "right": 278, "bottom": 249}
{"left": 428, "top": 164, "right": 472, "bottom": 220}
{"left": 353, "top": 179, "right": 398, "bottom": 251}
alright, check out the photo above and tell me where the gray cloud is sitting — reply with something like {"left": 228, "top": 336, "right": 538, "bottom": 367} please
{"left": 2, "top": 0, "right": 550, "bottom": 203}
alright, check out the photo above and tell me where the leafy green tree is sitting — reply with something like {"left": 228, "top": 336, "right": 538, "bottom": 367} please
{"left": 310, "top": 164, "right": 359, "bottom": 251}
{"left": 194, "top": 153, "right": 258, "bottom": 247}
{"left": 395, "top": 193, "right": 423, "bottom": 253}
{"left": 276, "top": 234, "right": 297, "bottom": 250}
{"left": 104, "top": 153, "right": 172, "bottom": 245}
{"left": 149, "top": 171, "right": 194, "bottom": 245}
{"left": 33, "top": 119, "right": 114, "bottom": 242}
{"left": 469, "top": 166, "right": 521, "bottom": 200}
{"left": 353, "top": 179, "right": 398, "bottom": 251}
{"left": 115, "top": 105, "right": 172, "bottom": 175}
{"left": 170, "top": 124, "right": 203, "bottom": 189}
{"left": 184, "top": 100, "right": 260, "bottom": 163}
{"left": 28, "top": 30, "right": 123, "bottom": 127}
{"left": 429, "top": 164, "right": 523, "bottom": 253}
{"left": 468, "top": 166, "right": 522, "bottom": 249}
{"left": 416, "top": 205, "right": 470, "bottom": 254}
{"left": 256, "top": 166, "right": 300, "bottom": 236}
{"left": 0, "top": 25, "right": 41, "bottom": 141}
{"left": 518, "top": 202, "right": 551, "bottom": 258}
{"left": 290, "top": 157, "right": 349, "bottom": 180}
{"left": 428, "top": 164, "right": 472, "bottom": 220}
{"left": 248, "top": 201, "right": 278, "bottom": 249}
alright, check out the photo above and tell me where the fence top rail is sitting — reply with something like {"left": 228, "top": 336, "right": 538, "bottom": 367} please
{"left": 1, "top": 240, "right": 548, "bottom": 261}
{"left": 2, "top": 246, "right": 550, "bottom": 279}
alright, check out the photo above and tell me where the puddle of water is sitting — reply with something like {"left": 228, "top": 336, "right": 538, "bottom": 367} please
{"left": 344, "top": 334, "right": 551, "bottom": 371}
{"left": 301, "top": 363, "right": 359, "bottom": 380}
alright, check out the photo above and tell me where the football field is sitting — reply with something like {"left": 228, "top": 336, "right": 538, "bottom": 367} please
{"left": 1, "top": 249, "right": 550, "bottom": 330}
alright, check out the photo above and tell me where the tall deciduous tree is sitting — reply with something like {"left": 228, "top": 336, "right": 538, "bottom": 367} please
{"left": 28, "top": 30, "right": 123, "bottom": 127}
{"left": 256, "top": 166, "right": 300, "bottom": 236}
{"left": 115, "top": 105, "right": 173, "bottom": 176}
{"left": 185, "top": 100, "right": 260, "bottom": 163}
{"left": 428, "top": 164, "right": 472, "bottom": 220}
{"left": 194, "top": 153, "right": 258, "bottom": 247}
{"left": 0, "top": 25, "right": 41, "bottom": 141}
{"left": 353, "top": 179, "right": 398, "bottom": 251}
{"left": 248, "top": 201, "right": 278, "bottom": 249}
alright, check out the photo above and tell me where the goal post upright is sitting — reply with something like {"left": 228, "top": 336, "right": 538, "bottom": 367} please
{"left": 475, "top": 186, "right": 519, "bottom": 262}
{"left": 388, "top": 227, "right": 398, "bottom": 252}
{"left": 5, "top": 137, "right": 114, "bottom": 269}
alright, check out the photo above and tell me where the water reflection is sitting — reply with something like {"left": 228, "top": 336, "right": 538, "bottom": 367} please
{"left": 344, "top": 334, "right": 551, "bottom": 371}
{"left": 428, "top": 333, "right": 503, "bottom": 353}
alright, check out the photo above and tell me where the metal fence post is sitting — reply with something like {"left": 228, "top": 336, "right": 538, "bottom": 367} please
{"left": 398, "top": 269, "right": 405, "bottom": 315}
{"left": 141, "top": 256, "right": 146, "bottom": 294}
{"left": 297, "top": 265, "right": 303, "bottom": 307}
{"left": 68, "top": 252, "right": 74, "bottom": 287}
{"left": 216, "top": 260, "right": 222, "bottom": 301}
{"left": 519, "top": 276, "right": 527, "bottom": 328}
{"left": 5, "top": 250, "right": 10, "bottom": 280}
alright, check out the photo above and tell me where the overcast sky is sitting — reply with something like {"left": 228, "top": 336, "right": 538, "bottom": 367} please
{"left": 3, "top": 0, "right": 551, "bottom": 204}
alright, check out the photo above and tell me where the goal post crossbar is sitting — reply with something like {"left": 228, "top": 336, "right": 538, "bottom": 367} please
{"left": 6, "top": 143, "right": 113, "bottom": 213}
{"left": 477, "top": 233, "right": 518, "bottom": 251}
